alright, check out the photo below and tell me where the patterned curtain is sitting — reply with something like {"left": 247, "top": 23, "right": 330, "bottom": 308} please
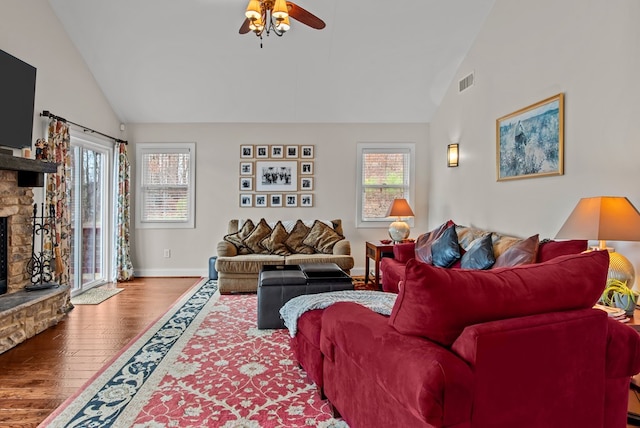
{"left": 115, "top": 142, "right": 134, "bottom": 281}
{"left": 37, "top": 119, "right": 72, "bottom": 286}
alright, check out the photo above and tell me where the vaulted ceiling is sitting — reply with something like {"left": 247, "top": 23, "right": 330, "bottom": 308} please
{"left": 48, "top": 0, "right": 495, "bottom": 123}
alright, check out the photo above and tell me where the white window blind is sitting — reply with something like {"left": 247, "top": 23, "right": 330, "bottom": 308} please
{"left": 356, "top": 143, "right": 415, "bottom": 227}
{"left": 136, "top": 143, "right": 196, "bottom": 229}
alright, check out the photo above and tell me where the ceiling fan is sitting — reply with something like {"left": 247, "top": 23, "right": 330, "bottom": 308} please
{"left": 239, "top": 0, "right": 325, "bottom": 42}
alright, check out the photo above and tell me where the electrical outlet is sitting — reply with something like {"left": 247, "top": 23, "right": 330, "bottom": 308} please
{"left": 163, "top": 249, "right": 171, "bottom": 258}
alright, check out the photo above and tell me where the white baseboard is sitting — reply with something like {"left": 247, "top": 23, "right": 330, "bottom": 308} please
{"left": 350, "top": 267, "right": 366, "bottom": 276}
{"left": 134, "top": 268, "right": 208, "bottom": 278}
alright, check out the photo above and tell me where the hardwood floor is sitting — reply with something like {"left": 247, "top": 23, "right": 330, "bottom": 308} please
{"left": 0, "top": 277, "right": 200, "bottom": 428}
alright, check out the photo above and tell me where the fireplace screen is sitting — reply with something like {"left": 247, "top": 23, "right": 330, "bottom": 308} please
{"left": 25, "top": 204, "right": 59, "bottom": 291}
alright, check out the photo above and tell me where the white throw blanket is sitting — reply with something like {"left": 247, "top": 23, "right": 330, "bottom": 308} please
{"left": 279, "top": 290, "right": 397, "bottom": 337}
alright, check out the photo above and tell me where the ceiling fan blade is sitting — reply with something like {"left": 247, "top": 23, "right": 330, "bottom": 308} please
{"left": 286, "top": 2, "right": 326, "bottom": 30}
{"left": 239, "top": 18, "right": 251, "bottom": 34}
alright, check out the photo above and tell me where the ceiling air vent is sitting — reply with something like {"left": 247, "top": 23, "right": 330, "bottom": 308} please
{"left": 458, "top": 72, "right": 474, "bottom": 93}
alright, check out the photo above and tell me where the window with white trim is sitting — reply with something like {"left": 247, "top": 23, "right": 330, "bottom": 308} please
{"left": 356, "top": 143, "right": 415, "bottom": 228}
{"left": 135, "top": 142, "right": 196, "bottom": 229}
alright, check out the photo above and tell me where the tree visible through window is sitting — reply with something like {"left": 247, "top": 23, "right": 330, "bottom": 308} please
{"left": 356, "top": 143, "right": 415, "bottom": 227}
{"left": 136, "top": 143, "right": 196, "bottom": 229}
{"left": 363, "top": 153, "right": 407, "bottom": 218}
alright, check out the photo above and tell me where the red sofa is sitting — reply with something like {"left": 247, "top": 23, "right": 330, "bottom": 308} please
{"left": 292, "top": 250, "right": 640, "bottom": 428}
{"left": 380, "top": 224, "right": 589, "bottom": 293}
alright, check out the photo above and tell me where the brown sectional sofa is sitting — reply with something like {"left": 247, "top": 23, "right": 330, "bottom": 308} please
{"left": 215, "top": 219, "right": 354, "bottom": 294}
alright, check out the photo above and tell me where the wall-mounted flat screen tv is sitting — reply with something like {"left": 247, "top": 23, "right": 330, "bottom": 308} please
{"left": 0, "top": 49, "right": 37, "bottom": 150}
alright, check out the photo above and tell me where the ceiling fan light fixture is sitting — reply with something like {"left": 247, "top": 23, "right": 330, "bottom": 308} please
{"left": 249, "top": 17, "right": 264, "bottom": 32}
{"left": 238, "top": 0, "right": 325, "bottom": 45}
{"left": 275, "top": 15, "right": 290, "bottom": 32}
{"left": 245, "top": 0, "right": 262, "bottom": 21}
{"left": 272, "top": 0, "right": 289, "bottom": 20}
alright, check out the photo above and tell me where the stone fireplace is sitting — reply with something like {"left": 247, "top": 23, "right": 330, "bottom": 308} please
{"left": 0, "top": 155, "right": 71, "bottom": 354}
{"left": 1, "top": 216, "right": 7, "bottom": 294}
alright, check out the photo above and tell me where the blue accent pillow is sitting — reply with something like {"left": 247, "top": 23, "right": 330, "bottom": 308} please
{"left": 431, "top": 226, "right": 461, "bottom": 268}
{"left": 460, "top": 234, "right": 495, "bottom": 270}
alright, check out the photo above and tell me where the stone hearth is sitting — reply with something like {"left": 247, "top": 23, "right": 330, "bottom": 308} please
{"left": 0, "top": 162, "right": 71, "bottom": 355}
{"left": 0, "top": 285, "right": 69, "bottom": 353}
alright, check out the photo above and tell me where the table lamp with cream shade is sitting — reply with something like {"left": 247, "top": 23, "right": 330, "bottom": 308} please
{"left": 555, "top": 196, "right": 640, "bottom": 288}
{"left": 387, "top": 198, "right": 415, "bottom": 243}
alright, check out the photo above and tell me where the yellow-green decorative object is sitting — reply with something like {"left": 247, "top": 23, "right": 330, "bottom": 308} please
{"left": 600, "top": 278, "right": 638, "bottom": 316}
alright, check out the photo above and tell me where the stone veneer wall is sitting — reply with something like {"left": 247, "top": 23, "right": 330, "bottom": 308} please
{"left": 0, "top": 169, "right": 71, "bottom": 354}
{"left": 0, "top": 170, "right": 36, "bottom": 293}
{"left": 0, "top": 287, "right": 69, "bottom": 354}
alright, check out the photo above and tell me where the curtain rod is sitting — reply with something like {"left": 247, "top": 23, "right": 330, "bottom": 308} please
{"left": 40, "top": 110, "right": 128, "bottom": 145}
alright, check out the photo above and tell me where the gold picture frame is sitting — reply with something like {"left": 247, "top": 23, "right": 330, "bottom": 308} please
{"left": 496, "top": 93, "right": 564, "bottom": 181}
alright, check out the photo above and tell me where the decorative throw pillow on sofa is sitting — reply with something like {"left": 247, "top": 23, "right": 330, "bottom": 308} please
{"left": 456, "top": 226, "right": 491, "bottom": 251}
{"left": 430, "top": 225, "right": 461, "bottom": 268}
{"left": 460, "top": 233, "right": 495, "bottom": 269}
{"left": 414, "top": 220, "right": 454, "bottom": 264}
{"left": 260, "top": 221, "right": 291, "bottom": 255}
{"left": 243, "top": 218, "right": 272, "bottom": 254}
{"left": 491, "top": 234, "right": 525, "bottom": 259}
{"left": 388, "top": 250, "right": 609, "bottom": 346}
{"left": 330, "top": 219, "right": 344, "bottom": 237}
{"left": 456, "top": 226, "right": 522, "bottom": 261}
{"left": 223, "top": 219, "right": 255, "bottom": 255}
{"left": 536, "top": 239, "right": 588, "bottom": 263}
{"left": 284, "top": 220, "right": 315, "bottom": 254}
{"left": 492, "top": 234, "right": 539, "bottom": 268}
{"left": 302, "top": 220, "right": 344, "bottom": 254}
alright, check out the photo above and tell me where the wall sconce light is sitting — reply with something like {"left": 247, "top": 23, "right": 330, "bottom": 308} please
{"left": 447, "top": 143, "right": 459, "bottom": 167}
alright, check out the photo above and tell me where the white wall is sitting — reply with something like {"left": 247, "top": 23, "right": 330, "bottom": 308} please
{"left": 1, "top": 0, "right": 123, "bottom": 148}
{"left": 429, "top": 0, "right": 640, "bottom": 287}
{"left": 2, "top": 2, "right": 429, "bottom": 279}
{"left": 127, "top": 123, "right": 429, "bottom": 276}
{"left": 14, "top": 0, "right": 637, "bottom": 286}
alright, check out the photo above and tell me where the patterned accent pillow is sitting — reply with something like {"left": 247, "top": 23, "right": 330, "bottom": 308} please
{"left": 223, "top": 219, "right": 255, "bottom": 255}
{"left": 460, "top": 234, "right": 495, "bottom": 270}
{"left": 243, "top": 219, "right": 273, "bottom": 254}
{"left": 456, "top": 225, "right": 490, "bottom": 251}
{"left": 284, "top": 220, "right": 315, "bottom": 254}
{"left": 260, "top": 221, "right": 291, "bottom": 255}
{"left": 493, "top": 234, "right": 539, "bottom": 268}
{"left": 302, "top": 220, "right": 344, "bottom": 254}
{"left": 431, "top": 225, "right": 461, "bottom": 268}
{"left": 457, "top": 225, "right": 522, "bottom": 259}
{"left": 330, "top": 219, "right": 344, "bottom": 237}
{"left": 415, "top": 220, "right": 454, "bottom": 264}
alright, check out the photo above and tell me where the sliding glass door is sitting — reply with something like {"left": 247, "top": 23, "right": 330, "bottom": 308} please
{"left": 69, "top": 134, "right": 112, "bottom": 293}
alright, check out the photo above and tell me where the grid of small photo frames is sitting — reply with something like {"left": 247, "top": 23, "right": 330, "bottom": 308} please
{"left": 239, "top": 144, "right": 315, "bottom": 208}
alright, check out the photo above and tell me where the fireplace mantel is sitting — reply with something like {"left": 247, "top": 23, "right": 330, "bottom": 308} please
{"left": 0, "top": 153, "right": 58, "bottom": 187}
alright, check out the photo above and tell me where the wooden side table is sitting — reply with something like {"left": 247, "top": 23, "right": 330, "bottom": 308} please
{"left": 627, "top": 308, "right": 640, "bottom": 332}
{"left": 364, "top": 241, "right": 394, "bottom": 289}
{"left": 616, "top": 308, "right": 640, "bottom": 426}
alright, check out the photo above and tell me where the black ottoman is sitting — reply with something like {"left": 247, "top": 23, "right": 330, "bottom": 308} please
{"left": 257, "top": 263, "right": 353, "bottom": 329}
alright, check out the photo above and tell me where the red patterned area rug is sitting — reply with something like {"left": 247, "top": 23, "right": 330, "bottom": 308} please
{"left": 40, "top": 279, "right": 347, "bottom": 428}
{"left": 351, "top": 275, "right": 377, "bottom": 291}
